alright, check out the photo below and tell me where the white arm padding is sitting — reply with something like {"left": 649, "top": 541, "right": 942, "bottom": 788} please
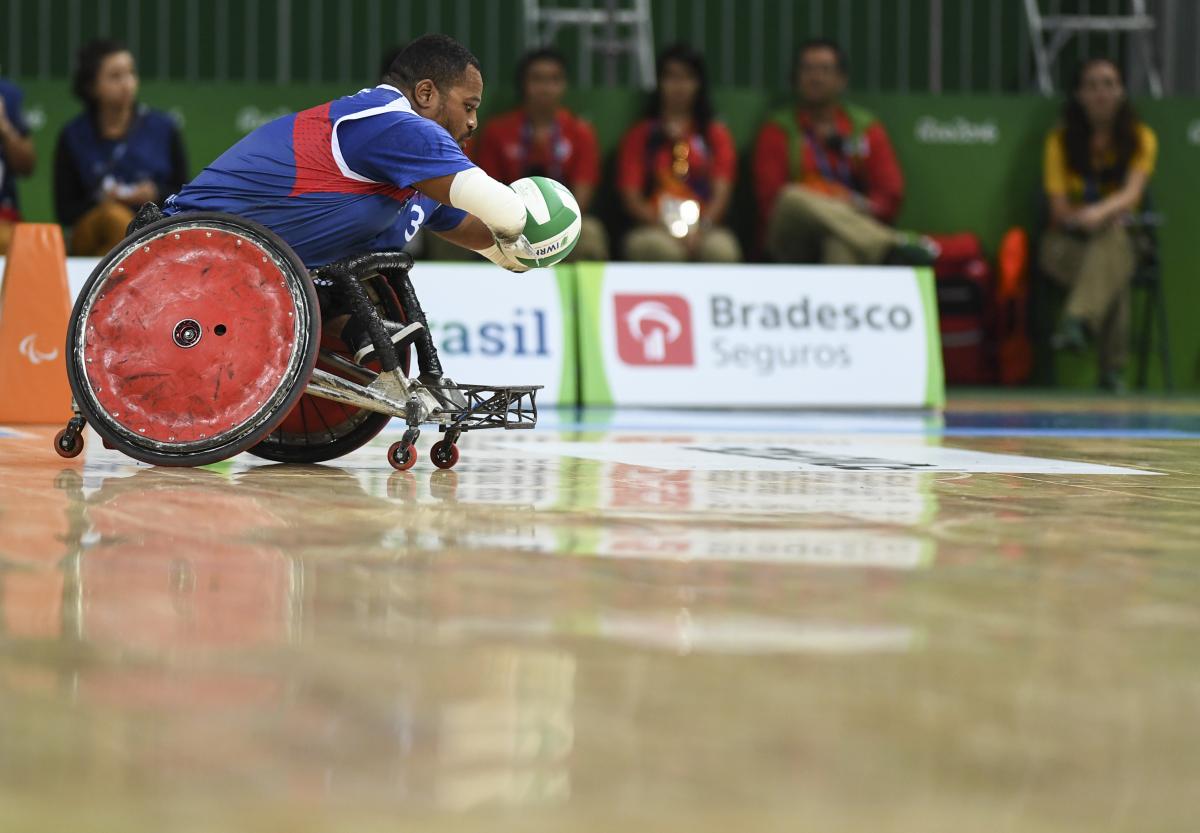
{"left": 448, "top": 167, "right": 527, "bottom": 241}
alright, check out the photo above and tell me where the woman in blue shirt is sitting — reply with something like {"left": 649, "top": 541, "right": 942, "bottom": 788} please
{"left": 54, "top": 39, "right": 187, "bottom": 255}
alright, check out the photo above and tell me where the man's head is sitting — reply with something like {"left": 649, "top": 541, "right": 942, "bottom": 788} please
{"left": 383, "top": 34, "right": 482, "bottom": 146}
{"left": 517, "top": 47, "right": 568, "bottom": 115}
{"left": 793, "top": 39, "right": 849, "bottom": 109}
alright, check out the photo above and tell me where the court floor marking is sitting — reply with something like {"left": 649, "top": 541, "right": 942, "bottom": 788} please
{"left": 497, "top": 439, "right": 1162, "bottom": 475}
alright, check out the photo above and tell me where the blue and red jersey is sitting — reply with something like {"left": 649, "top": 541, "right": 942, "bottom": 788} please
{"left": 165, "top": 85, "right": 473, "bottom": 267}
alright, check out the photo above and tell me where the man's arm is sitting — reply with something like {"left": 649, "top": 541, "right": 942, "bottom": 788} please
{"left": 861, "top": 122, "right": 903, "bottom": 223}
{"left": 753, "top": 123, "right": 791, "bottom": 223}
{"left": 53, "top": 130, "right": 93, "bottom": 226}
{"left": 430, "top": 213, "right": 496, "bottom": 251}
{"left": 413, "top": 168, "right": 532, "bottom": 271}
{"left": 571, "top": 120, "right": 601, "bottom": 214}
{"left": 413, "top": 168, "right": 525, "bottom": 240}
{"left": 0, "top": 96, "right": 36, "bottom": 177}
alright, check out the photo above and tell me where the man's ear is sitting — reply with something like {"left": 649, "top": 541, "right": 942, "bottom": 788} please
{"left": 412, "top": 78, "right": 439, "bottom": 109}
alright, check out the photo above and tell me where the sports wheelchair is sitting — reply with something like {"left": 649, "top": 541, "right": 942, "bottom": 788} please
{"left": 53, "top": 210, "right": 540, "bottom": 470}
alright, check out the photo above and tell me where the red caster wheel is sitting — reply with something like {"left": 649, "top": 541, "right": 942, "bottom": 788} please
{"left": 388, "top": 441, "right": 418, "bottom": 471}
{"left": 53, "top": 429, "right": 84, "bottom": 459}
{"left": 430, "top": 440, "right": 459, "bottom": 470}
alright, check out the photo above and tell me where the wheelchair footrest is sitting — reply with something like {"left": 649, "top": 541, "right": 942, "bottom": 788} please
{"left": 434, "top": 384, "right": 542, "bottom": 432}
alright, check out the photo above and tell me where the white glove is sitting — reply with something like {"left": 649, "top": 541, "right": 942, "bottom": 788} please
{"left": 480, "top": 233, "right": 536, "bottom": 273}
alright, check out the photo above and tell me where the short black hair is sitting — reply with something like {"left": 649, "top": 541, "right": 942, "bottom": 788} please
{"left": 793, "top": 38, "right": 850, "bottom": 78}
{"left": 383, "top": 34, "right": 481, "bottom": 92}
{"left": 72, "top": 38, "right": 132, "bottom": 110}
{"left": 378, "top": 43, "right": 406, "bottom": 84}
{"left": 515, "top": 47, "right": 568, "bottom": 97}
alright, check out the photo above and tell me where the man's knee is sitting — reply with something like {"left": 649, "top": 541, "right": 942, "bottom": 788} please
{"left": 623, "top": 226, "right": 684, "bottom": 262}
{"left": 71, "top": 201, "right": 136, "bottom": 256}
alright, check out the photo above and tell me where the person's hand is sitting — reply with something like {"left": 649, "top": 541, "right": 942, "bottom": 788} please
{"left": 491, "top": 232, "right": 535, "bottom": 272}
{"left": 130, "top": 181, "right": 159, "bottom": 205}
{"left": 847, "top": 191, "right": 873, "bottom": 215}
{"left": 109, "top": 181, "right": 159, "bottom": 207}
{"left": 1074, "top": 203, "right": 1109, "bottom": 233}
{"left": 0, "top": 98, "right": 17, "bottom": 143}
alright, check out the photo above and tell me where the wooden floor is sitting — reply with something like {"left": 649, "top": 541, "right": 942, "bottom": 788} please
{"left": 1, "top": 396, "right": 1198, "bottom": 832}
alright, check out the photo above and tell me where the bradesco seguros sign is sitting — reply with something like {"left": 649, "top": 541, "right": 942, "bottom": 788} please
{"left": 576, "top": 263, "right": 944, "bottom": 408}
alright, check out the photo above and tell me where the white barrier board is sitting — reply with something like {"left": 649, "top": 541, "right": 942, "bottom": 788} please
{"left": 576, "top": 263, "right": 944, "bottom": 408}
{"left": 0, "top": 257, "right": 575, "bottom": 406}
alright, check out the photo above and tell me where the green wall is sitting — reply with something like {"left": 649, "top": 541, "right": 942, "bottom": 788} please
{"left": 0, "top": 0, "right": 1098, "bottom": 94}
{"left": 6, "top": 81, "right": 1198, "bottom": 392}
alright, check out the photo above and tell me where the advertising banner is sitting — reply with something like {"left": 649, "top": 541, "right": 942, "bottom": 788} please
{"left": 1, "top": 258, "right": 576, "bottom": 407}
{"left": 408, "top": 264, "right": 575, "bottom": 406}
{"left": 576, "top": 263, "right": 944, "bottom": 408}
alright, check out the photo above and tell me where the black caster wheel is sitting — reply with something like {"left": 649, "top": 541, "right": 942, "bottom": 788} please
{"left": 388, "top": 440, "right": 418, "bottom": 471}
{"left": 430, "top": 440, "right": 460, "bottom": 470}
{"left": 53, "top": 429, "right": 84, "bottom": 459}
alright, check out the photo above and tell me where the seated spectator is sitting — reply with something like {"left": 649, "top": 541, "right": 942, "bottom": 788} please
{"left": 54, "top": 39, "right": 187, "bottom": 255}
{"left": 473, "top": 47, "right": 608, "bottom": 261}
{"left": 1040, "top": 58, "right": 1156, "bottom": 393}
{"left": 617, "top": 43, "right": 741, "bottom": 263}
{"left": 0, "top": 76, "right": 37, "bottom": 255}
{"left": 754, "top": 39, "right": 934, "bottom": 265}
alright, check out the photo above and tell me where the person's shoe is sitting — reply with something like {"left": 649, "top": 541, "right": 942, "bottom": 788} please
{"left": 1050, "top": 316, "right": 1090, "bottom": 354}
{"left": 417, "top": 372, "right": 469, "bottom": 411}
{"left": 1099, "top": 369, "right": 1128, "bottom": 395}
{"left": 343, "top": 318, "right": 424, "bottom": 365}
{"left": 884, "top": 232, "right": 941, "bottom": 266}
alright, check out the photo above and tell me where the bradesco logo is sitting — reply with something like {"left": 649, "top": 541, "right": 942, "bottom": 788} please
{"left": 710, "top": 294, "right": 917, "bottom": 375}
{"left": 614, "top": 294, "right": 695, "bottom": 366}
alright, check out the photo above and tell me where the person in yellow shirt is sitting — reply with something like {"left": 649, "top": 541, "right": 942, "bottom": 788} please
{"left": 1040, "top": 58, "right": 1156, "bottom": 392}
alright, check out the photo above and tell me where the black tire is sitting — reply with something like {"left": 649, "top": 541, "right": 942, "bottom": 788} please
{"left": 66, "top": 212, "right": 321, "bottom": 467}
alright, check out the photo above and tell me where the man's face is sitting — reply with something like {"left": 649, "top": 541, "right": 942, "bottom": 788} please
{"left": 795, "top": 46, "right": 845, "bottom": 108}
{"left": 523, "top": 59, "right": 567, "bottom": 113}
{"left": 424, "top": 64, "right": 483, "bottom": 146}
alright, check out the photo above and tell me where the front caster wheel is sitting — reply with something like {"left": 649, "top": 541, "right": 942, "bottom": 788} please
{"left": 430, "top": 440, "right": 459, "bottom": 470}
{"left": 53, "top": 429, "right": 84, "bottom": 459}
{"left": 387, "top": 441, "right": 418, "bottom": 471}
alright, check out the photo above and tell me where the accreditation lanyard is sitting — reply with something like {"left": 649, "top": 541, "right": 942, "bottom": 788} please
{"left": 804, "top": 127, "right": 854, "bottom": 189}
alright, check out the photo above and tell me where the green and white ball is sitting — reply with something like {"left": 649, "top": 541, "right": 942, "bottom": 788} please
{"left": 509, "top": 176, "right": 582, "bottom": 268}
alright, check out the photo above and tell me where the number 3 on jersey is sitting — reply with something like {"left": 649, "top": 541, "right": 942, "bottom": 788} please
{"left": 404, "top": 203, "right": 426, "bottom": 242}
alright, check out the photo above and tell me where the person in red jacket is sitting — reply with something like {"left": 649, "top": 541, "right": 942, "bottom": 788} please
{"left": 617, "top": 43, "right": 741, "bottom": 263}
{"left": 472, "top": 47, "right": 608, "bottom": 261}
{"left": 754, "top": 39, "right": 935, "bottom": 265}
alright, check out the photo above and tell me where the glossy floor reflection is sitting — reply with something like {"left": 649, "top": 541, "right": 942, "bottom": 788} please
{"left": 1, "top": 397, "right": 1198, "bottom": 832}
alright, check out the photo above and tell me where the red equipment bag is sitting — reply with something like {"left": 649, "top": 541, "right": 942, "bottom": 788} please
{"left": 929, "top": 232, "right": 995, "bottom": 385}
{"left": 992, "top": 227, "right": 1034, "bottom": 385}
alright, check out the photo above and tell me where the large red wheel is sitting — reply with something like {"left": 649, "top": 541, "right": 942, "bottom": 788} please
{"left": 248, "top": 277, "right": 410, "bottom": 465}
{"left": 66, "top": 213, "right": 320, "bottom": 467}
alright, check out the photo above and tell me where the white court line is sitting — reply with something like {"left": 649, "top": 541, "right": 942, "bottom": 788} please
{"left": 499, "top": 439, "right": 1161, "bottom": 475}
